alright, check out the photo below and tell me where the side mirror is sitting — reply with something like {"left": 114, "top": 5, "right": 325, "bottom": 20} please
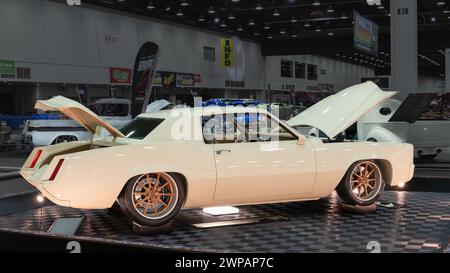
{"left": 297, "top": 135, "right": 307, "bottom": 145}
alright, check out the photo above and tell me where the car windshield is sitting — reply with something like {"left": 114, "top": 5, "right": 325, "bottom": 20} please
{"left": 119, "top": 118, "right": 164, "bottom": 139}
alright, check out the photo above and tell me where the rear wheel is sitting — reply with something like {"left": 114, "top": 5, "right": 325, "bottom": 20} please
{"left": 336, "top": 160, "right": 385, "bottom": 206}
{"left": 120, "top": 172, "right": 185, "bottom": 226}
{"left": 52, "top": 135, "right": 77, "bottom": 144}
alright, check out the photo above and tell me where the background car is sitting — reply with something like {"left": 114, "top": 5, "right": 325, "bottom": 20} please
{"left": 358, "top": 93, "right": 450, "bottom": 159}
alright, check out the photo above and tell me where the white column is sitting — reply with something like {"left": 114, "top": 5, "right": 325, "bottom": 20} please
{"left": 446, "top": 48, "right": 450, "bottom": 92}
{"left": 390, "top": 0, "right": 418, "bottom": 99}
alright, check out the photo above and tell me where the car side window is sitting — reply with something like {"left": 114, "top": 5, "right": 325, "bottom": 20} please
{"left": 245, "top": 113, "right": 298, "bottom": 142}
{"left": 202, "top": 115, "right": 236, "bottom": 144}
{"left": 202, "top": 113, "right": 297, "bottom": 144}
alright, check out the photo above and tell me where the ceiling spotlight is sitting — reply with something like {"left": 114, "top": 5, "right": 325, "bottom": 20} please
{"left": 176, "top": 10, "right": 183, "bottom": 16}
{"left": 280, "top": 29, "right": 286, "bottom": 34}
{"left": 326, "top": 6, "right": 334, "bottom": 13}
{"left": 328, "top": 32, "right": 334, "bottom": 36}
{"left": 208, "top": 6, "right": 215, "bottom": 14}
{"left": 341, "top": 13, "right": 349, "bottom": 19}
{"left": 220, "top": 23, "right": 227, "bottom": 27}
{"left": 198, "top": 16, "right": 205, "bottom": 22}
{"left": 228, "top": 14, "right": 236, "bottom": 19}
{"left": 180, "top": 0, "right": 189, "bottom": 7}
{"left": 430, "top": 16, "right": 437, "bottom": 22}
{"left": 312, "top": 0, "right": 321, "bottom": 6}
{"left": 273, "top": 10, "right": 280, "bottom": 16}
{"left": 237, "top": 26, "right": 244, "bottom": 31}
{"left": 254, "top": 32, "right": 260, "bottom": 36}
{"left": 304, "top": 22, "right": 311, "bottom": 27}
{"left": 231, "top": 0, "right": 240, "bottom": 2}
{"left": 291, "top": 17, "right": 298, "bottom": 23}
{"left": 248, "top": 19, "right": 255, "bottom": 26}
{"left": 267, "top": 35, "right": 273, "bottom": 39}
{"left": 165, "top": 6, "right": 171, "bottom": 12}
{"left": 291, "top": 33, "right": 298, "bottom": 38}
{"left": 214, "top": 17, "right": 220, "bottom": 23}
{"left": 315, "top": 27, "right": 322, "bottom": 32}
{"left": 264, "top": 25, "right": 271, "bottom": 30}
{"left": 147, "top": 2, "right": 155, "bottom": 9}
{"left": 437, "top": 1, "right": 446, "bottom": 6}
{"left": 255, "top": 3, "right": 263, "bottom": 10}
{"left": 377, "top": 5, "right": 384, "bottom": 9}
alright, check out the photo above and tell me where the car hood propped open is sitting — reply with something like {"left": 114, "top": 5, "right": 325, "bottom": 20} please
{"left": 35, "top": 96, "right": 125, "bottom": 138}
{"left": 287, "top": 81, "right": 397, "bottom": 138}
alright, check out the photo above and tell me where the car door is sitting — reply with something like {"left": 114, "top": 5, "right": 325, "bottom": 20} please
{"left": 203, "top": 112, "right": 316, "bottom": 203}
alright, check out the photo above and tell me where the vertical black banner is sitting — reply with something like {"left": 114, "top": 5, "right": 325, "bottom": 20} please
{"left": 131, "top": 42, "right": 160, "bottom": 118}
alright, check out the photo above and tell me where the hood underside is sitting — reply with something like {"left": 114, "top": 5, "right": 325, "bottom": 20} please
{"left": 35, "top": 96, "right": 125, "bottom": 138}
{"left": 287, "top": 81, "right": 397, "bottom": 138}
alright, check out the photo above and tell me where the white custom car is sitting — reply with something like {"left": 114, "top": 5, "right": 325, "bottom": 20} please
{"left": 22, "top": 98, "right": 132, "bottom": 146}
{"left": 20, "top": 82, "right": 414, "bottom": 226}
{"left": 358, "top": 93, "right": 450, "bottom": 159}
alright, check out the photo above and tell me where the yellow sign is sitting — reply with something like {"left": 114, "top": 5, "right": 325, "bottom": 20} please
{"left": 221, "top": 38, "right": 234, "bottom": 68}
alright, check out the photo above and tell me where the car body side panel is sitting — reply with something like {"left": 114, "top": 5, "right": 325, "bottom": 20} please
{"left": 31, "top": 141, "right": 217, "bottom": 209}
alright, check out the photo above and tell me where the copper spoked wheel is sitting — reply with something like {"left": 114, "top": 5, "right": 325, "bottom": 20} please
{"left": 131, "top": 173, "right": 179, "bottom": 220}
{"left": 349, "top": 161, "right": 382, "bottom": 202}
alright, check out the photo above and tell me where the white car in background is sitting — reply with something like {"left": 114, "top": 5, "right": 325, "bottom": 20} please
{"left": 20, "top": 82, "right": 414, "bottom": 227}
{"left": 358, "top": 93, "right": 450, "bottom": 159}
{"left": 22, "top": 97, "right": 132, "bottom": 146}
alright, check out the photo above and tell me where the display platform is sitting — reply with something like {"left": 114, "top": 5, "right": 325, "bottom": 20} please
{"left": 0, "top": 191, "right": 449, "bottom": 253}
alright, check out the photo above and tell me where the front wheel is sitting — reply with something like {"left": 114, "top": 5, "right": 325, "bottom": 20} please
{"left": 119, "top": 172, "right": 185, "bottom": 226}
{"left": 336, "top": 160, "right": 385, "bottom": 206}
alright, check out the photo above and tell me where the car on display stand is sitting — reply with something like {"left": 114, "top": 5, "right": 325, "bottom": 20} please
{"left": 357, "top": 93, "right": 450, "bottom": 159}
{"left": 20, "top": 81, "right": 414, "bottom": 227}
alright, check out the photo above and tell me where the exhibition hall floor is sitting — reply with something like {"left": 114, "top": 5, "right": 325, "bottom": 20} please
{"left": 0, "top": 150, "right": 449, "bottom": 253}
{"left": 0, "top": 191, "right": 448, "bottom": 253}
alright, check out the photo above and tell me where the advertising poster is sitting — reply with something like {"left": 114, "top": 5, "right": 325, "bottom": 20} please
{"left": 220, "top": 38, "right": 235, "bottom": 68}
{"left": 109, "top": 67, "right": 132, "bottom": 84}
{"left": 353, "top": 11, "right": 379, "bottom": 55}
{"left": 176, "top": 73, "right": 195, "bottom": 87}
{"left": 154, "top": 71, "right": 176, "bottom": 88}
{"left": 0, "top": 60, "right": 16, "bottom": 76}
{"left": 131, "top": 42, "right": 160, "bottom": 117}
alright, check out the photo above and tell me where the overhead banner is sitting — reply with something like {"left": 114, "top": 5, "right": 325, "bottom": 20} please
{"left": 353, "top": 11, "right": 379, "bottom": 55}
{"left": 0, "top": 60, "right": 16, "bottom": 75}
{"left": 131, "top": 42, "right": 160, "bottom": 117}
{"left": 109, "top": 67, "right": 132, "bottom": 84}
{"left": 220, "top": 38, "right": 235, "bottom": 68}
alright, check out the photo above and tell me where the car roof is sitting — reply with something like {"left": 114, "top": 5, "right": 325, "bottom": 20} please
{"left": 137, "top": 106, "right": 271, "bottom": 119}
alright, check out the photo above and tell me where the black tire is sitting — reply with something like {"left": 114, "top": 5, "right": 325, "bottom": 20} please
{"left": 120, "top": 172, "right": 185, "bottom": 226}
{"left": 336, "top": 160, "right": 385, "bottom": 206}
{"left": 367, "top": 138, "right": 378, "bottom": 142}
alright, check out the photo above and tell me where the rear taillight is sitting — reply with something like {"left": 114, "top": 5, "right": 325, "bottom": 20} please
{"left": 49, "top": 159, "right": 64, "bottom": 181}
{"left": 30, "top": 150, "right": 42, "bottom": 168}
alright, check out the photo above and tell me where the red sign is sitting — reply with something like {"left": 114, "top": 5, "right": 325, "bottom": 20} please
{"left": 109, "top": 67, "right": 132, "bottom": 84}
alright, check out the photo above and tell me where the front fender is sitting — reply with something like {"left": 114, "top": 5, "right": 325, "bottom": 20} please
{"left": 366, "top": 126, "right": 405, "bottom": 143}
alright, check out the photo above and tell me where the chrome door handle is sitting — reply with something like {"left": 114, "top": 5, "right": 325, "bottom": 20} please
{"left": 215, "top": 149, "right": 231, "bottom": 155}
